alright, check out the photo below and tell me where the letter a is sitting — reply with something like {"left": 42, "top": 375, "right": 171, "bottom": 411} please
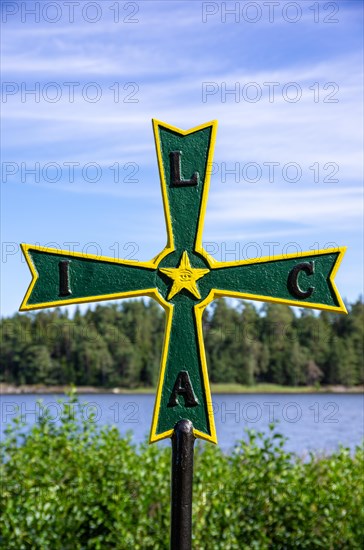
{"left": 168, "top": 371, "right": 199, "bottom": 407}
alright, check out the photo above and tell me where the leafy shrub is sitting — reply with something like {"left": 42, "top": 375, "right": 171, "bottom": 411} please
{"left": 1, "top": 394, "right": 363, "bottom": 549}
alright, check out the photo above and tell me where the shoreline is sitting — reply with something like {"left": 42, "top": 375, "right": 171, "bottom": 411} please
{"left": 1, "top": 383, "right": 363, "bottom": 395}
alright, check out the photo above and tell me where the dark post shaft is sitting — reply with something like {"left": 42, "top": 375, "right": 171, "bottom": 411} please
{"left": 170, "top": 419, "right": 195, "bottom": 550}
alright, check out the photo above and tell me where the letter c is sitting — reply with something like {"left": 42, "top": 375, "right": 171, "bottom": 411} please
{"left": 287, "top": 261, "right": 315, "bottom": 299}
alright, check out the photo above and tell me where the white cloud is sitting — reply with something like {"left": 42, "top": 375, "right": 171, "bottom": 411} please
{"left": 205, "top": 186, "right": 362, "bottom": 227}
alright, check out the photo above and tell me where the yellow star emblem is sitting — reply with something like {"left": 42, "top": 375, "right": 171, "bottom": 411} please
{"left": 159, "top": 251, "right": 209, "bottom": 300}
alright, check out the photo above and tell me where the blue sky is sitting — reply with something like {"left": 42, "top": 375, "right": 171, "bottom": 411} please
{"left": 1, "top": 0, "right": 363, "bottom": 317}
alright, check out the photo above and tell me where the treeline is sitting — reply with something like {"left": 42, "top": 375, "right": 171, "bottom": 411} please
{"left": 1, "top": 298, "right": 363, "bottom": 387}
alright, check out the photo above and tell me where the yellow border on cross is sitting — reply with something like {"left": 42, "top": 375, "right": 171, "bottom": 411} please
{"left": 19, "top": 119, "right": 347, "bottom": 447}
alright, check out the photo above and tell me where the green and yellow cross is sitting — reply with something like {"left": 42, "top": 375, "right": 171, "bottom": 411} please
{"left": 20, "top": 119, "right": 346, "bottom": 444}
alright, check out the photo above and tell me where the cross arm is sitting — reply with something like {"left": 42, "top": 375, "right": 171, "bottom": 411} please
{"left": 153, "top": 119, "right": 217, "bottom": 255}
{"left": 19, "top": 244, "right": 158, "bottom": 311}
{"left": 150, "top": 299, "right": 216, "bottom": 444}
{"left": 206, "top": 248, "right": 347, "bottom": 313}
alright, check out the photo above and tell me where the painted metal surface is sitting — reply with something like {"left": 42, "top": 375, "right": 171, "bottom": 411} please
{"left": 20, "top": 119, "right": 347, "bottom": 444}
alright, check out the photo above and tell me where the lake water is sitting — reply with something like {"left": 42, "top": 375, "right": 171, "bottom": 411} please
{"left": 1, "top": 393, "right": 363, "bottom": 456}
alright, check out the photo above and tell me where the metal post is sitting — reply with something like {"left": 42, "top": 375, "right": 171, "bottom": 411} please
{"left": 170, "top": 419, "right": 195, "bottom": 550}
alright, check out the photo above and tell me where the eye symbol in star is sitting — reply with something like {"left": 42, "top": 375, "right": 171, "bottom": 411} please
{"left": 179, "top": 270, "right": 192, "bottom": 282}
{"left": 159, "top": 251, "right": 209, "bottom": 300}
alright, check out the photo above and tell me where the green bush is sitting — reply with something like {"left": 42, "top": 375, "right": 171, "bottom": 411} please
{"left": 1, "top": 394, "right": 363, "bottom": 549}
